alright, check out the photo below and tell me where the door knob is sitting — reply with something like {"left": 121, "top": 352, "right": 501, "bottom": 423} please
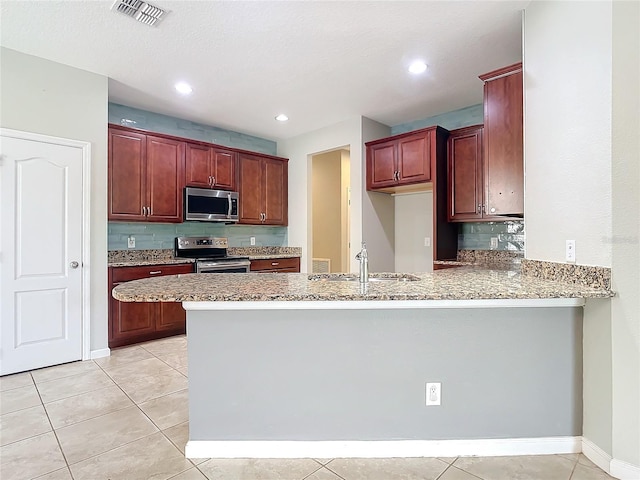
{"left": 70, "top": 261, "right": 79, "bottom": 269}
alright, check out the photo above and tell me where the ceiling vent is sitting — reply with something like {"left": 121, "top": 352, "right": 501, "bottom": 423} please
{"left": 112, "top": 0, "right": 167, "bottom": 26}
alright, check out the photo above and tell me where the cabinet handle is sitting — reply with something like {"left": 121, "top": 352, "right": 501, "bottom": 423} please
{"left": 208, "top": 176, "right": 212, "bottom": 185}
{"left": 271, "top": 262, "right": 279, "bottom": 266}
{"left": 212, "top": 176, "right": 216, "bottom": 186}
{"left": 149, "top": 270, "right": 162, "bottom": 275}
{"left": 477, "top": 204, "right": 482, "bottom": 214}
{"left": 142, "top": 206, "right": 145, "bottom": 215}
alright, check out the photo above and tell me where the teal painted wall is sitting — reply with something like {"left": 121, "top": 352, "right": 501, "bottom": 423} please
{"left": 391, "top": 104, "right": 483, "bottom": 135}
{"left": 108, "top": 103, "right": 277, "bottom": 155}
{"left": 107, "top": 103, "right": 284, "bottom": 251}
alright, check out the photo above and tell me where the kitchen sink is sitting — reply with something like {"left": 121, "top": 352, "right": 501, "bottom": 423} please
{"left": 308, "top": 274, "right": 421, "bottom": 282}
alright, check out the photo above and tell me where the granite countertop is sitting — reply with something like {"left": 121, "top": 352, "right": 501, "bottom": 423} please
{"left": 112, "top": 265, "right": 614, "bottom": 303}
{"left": 108, "top": 247, "right": 301, "bottom": 267}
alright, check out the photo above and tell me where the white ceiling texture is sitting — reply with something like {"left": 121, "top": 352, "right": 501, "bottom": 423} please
{"left": 0, "top": 1, "right": 529, "bottom": 141}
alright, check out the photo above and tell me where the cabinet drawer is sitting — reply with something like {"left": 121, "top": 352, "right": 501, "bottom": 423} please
{"left": 250, "top": 257, "right": 300, "bottom": 272}
{"left": 111, "top": 263, "right": 193, "bottom": 282}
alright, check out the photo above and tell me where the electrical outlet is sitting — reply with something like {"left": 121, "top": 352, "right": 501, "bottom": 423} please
{"left": 250, "top": 236, "right": 256, "bottom": 246}
{"left": 426, "top": 382, "right": 441, "bottom": 406}
{"left": 424, "top": 237, "right": 431, "bottom": 247}
{"left": 127, "top": 236, "right": 135, "bottom": 249}
{"left": 566, "top": 240, "right": 576, "bottom": 263}
{"left": 490, "top": 237, "right": 498, "bottom": 249}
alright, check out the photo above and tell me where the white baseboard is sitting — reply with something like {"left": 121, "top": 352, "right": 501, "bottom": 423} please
{"left": 185, "top": 436, "right": 581, "bottom": 459}
{"left": 610, "top": 458, "right": 640, "bottom": 480}
{"left": 90, "top": 348, "right": 110, "bottom": 359}
{"left": 582, "top": 437, "right": 613, "bottom": 473}
{"left": 582, "top": 437, "right": 640, "bottom": 480}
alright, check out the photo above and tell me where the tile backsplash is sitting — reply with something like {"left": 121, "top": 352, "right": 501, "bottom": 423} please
{"left": 458, "top": 221, "right": 525, "bottom": 252}
{"left": 108, "top": 222, "right": 287, "bottom": 251}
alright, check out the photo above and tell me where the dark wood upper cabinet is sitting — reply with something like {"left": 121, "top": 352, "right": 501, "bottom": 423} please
{"left": 109, "top": 124, "right": 287, "bottom": 225}
{"left": 479, "top": 62, "right": 524, "bottom": 218}
{"left": 448, "top": 125, "right": 484, "bottom": 222}
{"left": 185, "top": 143, "right": 236, "bottom": 190}
{"left": 366, "top": 128, "right": 434, "bottom": 192}
{"left": 108, "top": 126, "right": 185, "bottom": 223}
{"left": 108, "top": 128, "right": 147, "bottom": 221}
{"left": 365, "top": 126, "right": 456, "bottom": 260}
{"left": 146, "top": 135, "right": 185, "bottom": 222}
{"left": 238, "top": 153, "right": 288, "bottom": 226}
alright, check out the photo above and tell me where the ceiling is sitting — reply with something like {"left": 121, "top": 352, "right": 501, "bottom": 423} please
{"left": 0, "top": 1, "right": 528, "bottom": 141}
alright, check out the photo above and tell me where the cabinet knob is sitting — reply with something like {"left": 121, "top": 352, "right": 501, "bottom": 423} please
{"left": 490, "top": 207, "right": 496, "bottom": 213}
{"left": 70, "top": 261, "right": 79, "bottom": 269}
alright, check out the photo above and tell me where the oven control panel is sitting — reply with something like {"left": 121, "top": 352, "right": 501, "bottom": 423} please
{"left": 176, "top": 236, "right": 228, "bottom": 250}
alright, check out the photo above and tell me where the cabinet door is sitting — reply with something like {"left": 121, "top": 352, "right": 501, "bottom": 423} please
{"left": 212, "top": 149, "right": 236, "bottom": 190}
{"left": 398, "top": 132, "right": 431, "bottom": 184}
{"left": 156, "top": 302, "right": 187, "bottom": 333}
{"left": 367, "top": 142, "right": 397, "bottom": 189}
{"left": 483, "top": 67, "right": 523, "bottom": 217}
{"left": 263, "top": 158, "right": 287, "bottom": 225}
{"left": 146, "top": 135, "right": 185, "bottom": 222}
{"left": 448, "top": 126, "right": 484, "bottom": 222}
{"left": 109, "top": 286, "right": 156, "bottom": 345}
{"left": 185, "top": 143, "right": 212, "bottom": 188}
{"left": 108, "top": 128, "right": 147, "bottom": 220}
{"left": 238, "top": 154, "right": 264, "bottom": 224}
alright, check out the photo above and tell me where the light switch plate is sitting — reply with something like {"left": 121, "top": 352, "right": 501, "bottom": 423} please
{"left": 128, "top": 236, "right": 135, "bottom": 249}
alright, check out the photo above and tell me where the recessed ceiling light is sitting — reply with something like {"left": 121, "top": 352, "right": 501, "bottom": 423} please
{"left": 408, "top": 61, "right": 427, "bottom": 74}
{"left": 275, "top": 114, "right": 289, "bottom": 122}
{"left": 175, "top": 82, "right": 193, "bottom": 95}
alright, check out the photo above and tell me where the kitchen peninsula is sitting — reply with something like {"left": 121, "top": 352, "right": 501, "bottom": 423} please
{"left": 113, "top": 267, "right": 612, "bottom": 459}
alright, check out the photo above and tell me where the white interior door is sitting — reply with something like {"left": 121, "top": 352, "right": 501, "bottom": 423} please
{"left": 1, "top": 130, "right": 88, "bottom": 375}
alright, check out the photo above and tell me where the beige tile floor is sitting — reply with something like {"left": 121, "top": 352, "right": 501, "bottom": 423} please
{"left": 0, "top": 335, "right": 616, "bottom": 480}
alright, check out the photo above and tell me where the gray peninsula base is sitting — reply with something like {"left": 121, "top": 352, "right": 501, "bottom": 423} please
{"left": 185, "top": 304, "right": 582, "bottom": 458}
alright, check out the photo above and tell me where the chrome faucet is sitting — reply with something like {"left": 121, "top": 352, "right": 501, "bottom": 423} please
{"left": 355, "top": 241, "right": 369, "bottom": 283}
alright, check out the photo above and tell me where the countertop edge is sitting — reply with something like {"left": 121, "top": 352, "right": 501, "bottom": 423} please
{"left": 183, "top": 298, "right": 587, "bottom": 310}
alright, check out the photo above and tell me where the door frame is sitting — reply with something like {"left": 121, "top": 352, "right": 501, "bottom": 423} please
{"left": 1, "top": 128, "right": 92, "bottom": 361}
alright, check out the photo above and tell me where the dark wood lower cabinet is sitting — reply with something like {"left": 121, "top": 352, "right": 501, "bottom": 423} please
{"left": 250, "top": 257, "right": 300, "bottom": 273}
{"left": 108, "top": 263, "right": 194, "bottom": 348}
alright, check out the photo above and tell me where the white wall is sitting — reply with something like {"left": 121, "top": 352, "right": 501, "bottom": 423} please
{"left": 610, "top": 0, "right": 640, "bottom": 469}
{"left": 524, "top": 1, "right": 612, "bottom": 267}
{"left": 394, "top": 192, "right": 433, "bottom": 272}
{"left": 524, "top": 1, "right": 640, "bottom": 473}
{"left": 0, "top": 48, "right": 109, "bottom": 354}
{"left": 278, "top": 116, "right": 393, "bottom": 273}
{"left": 361, "top": 117, "right": 395, "bottom": 272}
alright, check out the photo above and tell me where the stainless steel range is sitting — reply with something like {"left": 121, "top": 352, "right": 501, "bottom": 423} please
{"left": 175, "top": 236, "right": 250, "bottom": 273}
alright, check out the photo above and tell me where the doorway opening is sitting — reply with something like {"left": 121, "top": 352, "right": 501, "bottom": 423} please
{"left": 310, "top": 148, "right": 351, "bottom": 273}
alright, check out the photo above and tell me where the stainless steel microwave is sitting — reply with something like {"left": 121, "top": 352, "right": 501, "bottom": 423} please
{"left": 184, "top": 187, "right": 239, "bottom": 222}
